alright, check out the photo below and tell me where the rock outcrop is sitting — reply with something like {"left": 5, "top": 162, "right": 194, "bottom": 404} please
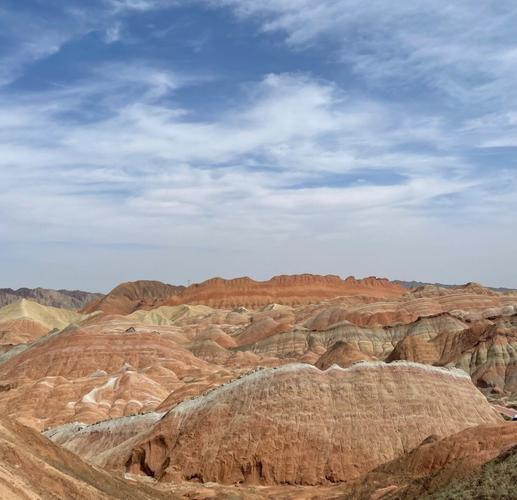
{"left": 164, "top": 274, "right": 405, "bottom": 309}
{"left": 124, "top": 362, "right": 501, "bottom": 485}
{"left": 326, "top": 287, "right": 517, "bottom": 327}
{"left": 0, "top": 315, "right": 234, "bottom": 429}
{"left": 81, "top": 280, "right": 185, "bottom": 315}
{"left": 0, "top": 417, "right": 166, "bottom": 499}
{"left": 44, "top": 412, "right": 165, "bottom": 468}
{"left": 240, "top": 313, "right": 467, "bottom": 361}
{"left": 388, "top": 313, "right": 517, "bottom": 396}
{"left": 349, "top": 422, "right": 517, "bottom": 499}
{"left": 315, "top": 340, "right": 377, "bottom": 369}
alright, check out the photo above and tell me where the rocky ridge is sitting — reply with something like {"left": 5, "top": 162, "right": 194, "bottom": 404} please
{"left": 0, "top": 287, "right": 103, "bottom": 310}
{"left": 163, "top": 274, "right": 405, "bottom": 309}
{"left": 123, "top": 362, "right": 500, "bottom": 485}
{"left": 82, "top": 280, "right": 185, "bottom": 315}
{"left": 0, "top": 416, "right": 167, "bottom": 499}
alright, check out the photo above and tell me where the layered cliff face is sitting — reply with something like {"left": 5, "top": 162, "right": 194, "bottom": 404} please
{"left": 124, "top": 362, "right": 501, "bottom": 485}
{"left": 0, "top": 287, "right": 103, "bottom": 310}
{"left": 321, "top": 287, "right": 517, "bottom": 327}
{"left": 239, "top": 313, "right": 468, "bottom": 361}
{"left": 388, "top": 313, "right": 517, "bottom": 396}
{"left": 315, "top": 340, "right": 377, "bottom": 369}
{"left": 164, "top": 274, "right": 405, "bottom": 308}
{"left": 81, "top": 280, "right": 185, "bottom": 315}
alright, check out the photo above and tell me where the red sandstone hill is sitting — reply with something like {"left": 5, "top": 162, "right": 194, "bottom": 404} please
{"left": 387, "top": 312, "right": 517, "bottom": 395}
{"left": 163, "top": 274, "right": 404, "bottom": 309}
{"left": 82, "top": 280, "right": 185, "bottom": 315}
{"left": 349, "top": 422, "right": 517, "bottom": 499}
{"left": 0, "top": 417, "right": 166, "bottom": 499}
{"left": 123, "top": 362, "right": 500, "bottom": 485}
{"left": 315, "top": 340, "right": 377, "bottom": 369}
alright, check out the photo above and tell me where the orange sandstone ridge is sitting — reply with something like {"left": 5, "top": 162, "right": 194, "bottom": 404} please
{"left": 82, "top": 280, "right": 185, "bottom": 315}
{"left": 83, "top": 275, "right": 405, "bottom": 315}
{"left": 0, "top": 417, "right": 166, "bottom": 499}
{"left": 350, "top": 422, "right": 517, "bottom": 498}
{"left": 163, "top": 274, "right": 405, "bottom": 309}
{"left": 315, "top": 340, "right": 377, "bottom": 369}
{"left": 123, "top": 362, "right": 500, "bottom": 485}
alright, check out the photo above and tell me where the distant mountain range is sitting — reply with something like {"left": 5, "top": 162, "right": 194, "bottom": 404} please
{"left": 394, "top": 280, "right": 517, "bottom": 293}
{"left": 1, "top": 277, "right": 515, "bottom": 313}
{"left": 0, "top": 288, "right": 103, "bottom": 310}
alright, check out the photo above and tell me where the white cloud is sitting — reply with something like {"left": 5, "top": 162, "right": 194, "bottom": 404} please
{"left": 210, "top": 1, "right": 517, "bottom": 103}
{"left": 0, "top": 68, "right": 502, "bottom": 254}
{"left": 106, "top": 0, "right": 178, "bottom": 12}
{"left": 1, "top": 1, "right": 517, "bottom": 288}
{"left": 0, "top": 4, "right": 109, "bottom": 87}
{"left": 0, "top": 24, "right": 73, "bottom": 86}
{"left": 0, "top": 1, "right": 175, "bottom": 87}
{"left": 105, "top": 22, "right": 123, "bottom": 43}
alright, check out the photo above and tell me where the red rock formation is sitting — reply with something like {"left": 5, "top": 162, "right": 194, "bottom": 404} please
{"left": 315, "top": 340, "right": 377, "bottom": 369}
{"left": 326, "top": 285, "right": 517, "bottom": 327}
{"left": 44, "top": 412, "right": 165, "bottom": 467}
{"left": 0, "top": 305, "right": 291, "bottom": 430}
{"left": 163, "top": 274, "right": 405, "bottom": 309}
{"left": 3, "top": 283, "right": 515, "bottom": 435}
{"left": 0, "top": 318, "right": 48, "bottom": 352}
{"left": 0, "top": 316, "right": 232, "bottom": 429}
{"left": 124, "top": 362, "right": 501, "bottom": 485}
{"left": 82, "top": 280, "right": 185, "bottom": 315}
{"left": 3, "top": 276, "right": 517, "bottom": 499}
{"left": 388, "top": 313, "right": 517, "bottom": 395}
{"left": 241, "top": 313, "right": 467, "bottom": 362}
{"left": 0, "top": 417, "right": 166, "bottom": 499}
{"left": 349, "top": 422, "right": 517, "bottom": 499}
{"left": 233, "top": 313, "right": 294, "bottom": 347}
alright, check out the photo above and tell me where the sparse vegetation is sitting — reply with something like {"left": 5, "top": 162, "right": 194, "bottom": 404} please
{"left": 428, "top": 445, "right": 517, "bottom": 500}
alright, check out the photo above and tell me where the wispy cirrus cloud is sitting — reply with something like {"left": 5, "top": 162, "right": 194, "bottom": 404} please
{"left": 211, "top": 1, "right": 517, "bottom": 105}
{"left": 0, "top": 0, "right": 170, "bottom": 86}
{"left": 0, "top": 8, "right": 78, "bottom": 86}
{"left": 105, "top": 22, "right": 123, "bottom": 43}
{"left": 0, "top": 67, "right": 496, "bottom": 248}
{"left": 105, "top": 0, "right": 170, "bottom": 12}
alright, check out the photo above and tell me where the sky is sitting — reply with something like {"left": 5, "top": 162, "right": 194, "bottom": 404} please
{"left": 1, "top": 0, "right": 517, "bottom": 292}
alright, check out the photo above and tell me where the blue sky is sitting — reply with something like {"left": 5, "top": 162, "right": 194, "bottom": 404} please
{"left": 1, "top": 0, "right": 517, "bottom": 291}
